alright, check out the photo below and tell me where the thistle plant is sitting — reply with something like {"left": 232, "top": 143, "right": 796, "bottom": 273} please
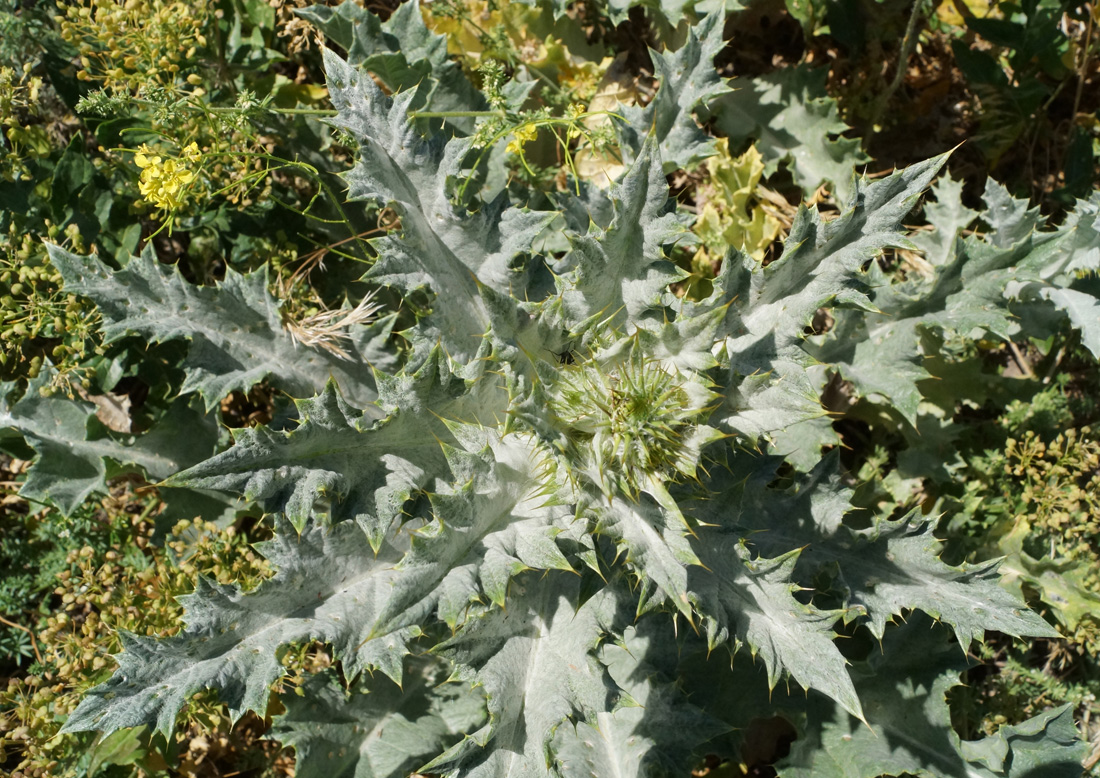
{"left": 5, "top": 3, "right": 1100, "bottom": 777}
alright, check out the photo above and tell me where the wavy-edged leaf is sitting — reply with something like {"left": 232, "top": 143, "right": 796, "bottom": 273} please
{"left": 956, "top": 704, "right": 1086, "bottom": 778}
{"left": 0, "top": 370, "right": 218, "bottom": 514}
{"left": 712, "top": 65, "right": 867, "bottom": 202}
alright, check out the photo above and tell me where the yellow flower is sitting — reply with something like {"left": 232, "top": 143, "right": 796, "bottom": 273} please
{"left": 133, "top": 144, "right": 161, "bottom": 169}
{"left": 506, "top": 123, "right": 538, "bottom": 156}
{"left": 133, "top": 144, "right": 195, "bottom": 210}
{"left": 181, "top": 141, "right": 201, "bottom": 163}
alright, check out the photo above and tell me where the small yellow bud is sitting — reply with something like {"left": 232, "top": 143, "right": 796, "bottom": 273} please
{"left": 186, "top": 73, "right": 202, "bottom": 85}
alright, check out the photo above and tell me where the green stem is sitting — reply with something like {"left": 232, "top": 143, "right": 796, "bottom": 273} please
{"left": 123, "top": 96, "right": 336, "bottom": 117}
{"left": 871, "top": 0, "right": 926, "bottom": 131}
{"left": 408, "top": 110, "right": 506, "bottom": 120}
{"left": 186, "top": 101, "right": 336, "bottom": 117}
{"left": 269, "top": 107, "right": 338, "bottom": 116}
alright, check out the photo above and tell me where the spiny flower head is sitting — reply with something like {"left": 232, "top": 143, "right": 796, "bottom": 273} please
{"left": 546, "top": 343, "right": 720, "bottom": 497}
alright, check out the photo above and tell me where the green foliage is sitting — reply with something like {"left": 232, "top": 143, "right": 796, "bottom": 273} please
{"left": 952, "top": 415, "right": 1100, "bottom": 651}
{"left": 712, "top": 64, "right": 867, "bottom": 202}
{"left": 3, "top": 0, "right": 1100, "bottom": 776}
{"left": 43, "top": 7, "right": 1099, "bottom": 775}
{"left": 946, "top": 0, "right": 1088, "bottom": 174}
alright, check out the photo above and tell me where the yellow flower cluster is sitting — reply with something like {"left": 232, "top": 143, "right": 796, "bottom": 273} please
{"left": 133, "top": 142, "right": 200, "bottom": 210}
{"left": 506, "top": 123, "right": 537, "bottom": 156}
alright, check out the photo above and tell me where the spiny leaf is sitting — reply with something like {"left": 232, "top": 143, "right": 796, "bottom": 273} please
{"left": 61, "top": 519, "right": 413, "bottom": 739}
{"left": 810, "top": 174, "right": 1099, "bottom": 421}
{"left": 689, "top": 536, "right": 864, "bottom": 722}
{"left": 325, "top": 49, "right": 552, "bottom": 362}
{"left": 553, "top": 621, "right": 730, "bottom": 778}
{"left": 981, "top": 179, "right": 1045, "bottom": 248}
{"left": 909, "top": 174, "right": 978, "bottom": 267}
{"left": 169, "top": 352, "right": 496, "bottom": 540}
{"left": 835, "top": 511, "right": 1060, "bottom": 644}
{"left": 710, "top": 153, "right": 947, "bottom": 449}
{"left": 778, "top": 616, "right": 1086, "bottom": 778}
{"left": 1033, "top": 286, "right": 1100, "bottom": 357}
{"left": 48, "top": 244, "right": 379, "bottom": 410}
{"left": 0, "top": 369, "right": 219, "bottom": 514}
{"left": 374, "top": 427, "right": 575, "bottom": 631}
{"left": 593, "top": 493, "right": 700, "bottom": 616}
{"left": 271, "top": 656, "right": 487, "bottom": 778}
{"left": 428, "top": 573, "right": 621, "bottom": 778}
{"left": 617, "top": 12, "right": 732, "bottom": 172}
{"left": 300, "top": 0, "right": 486, "bottom": 133}
{"left": 695, "top": 454, "right": 1057, "bottom": 650}
{"left": 555, "top": 143, "right": 689, "bottom": 332}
